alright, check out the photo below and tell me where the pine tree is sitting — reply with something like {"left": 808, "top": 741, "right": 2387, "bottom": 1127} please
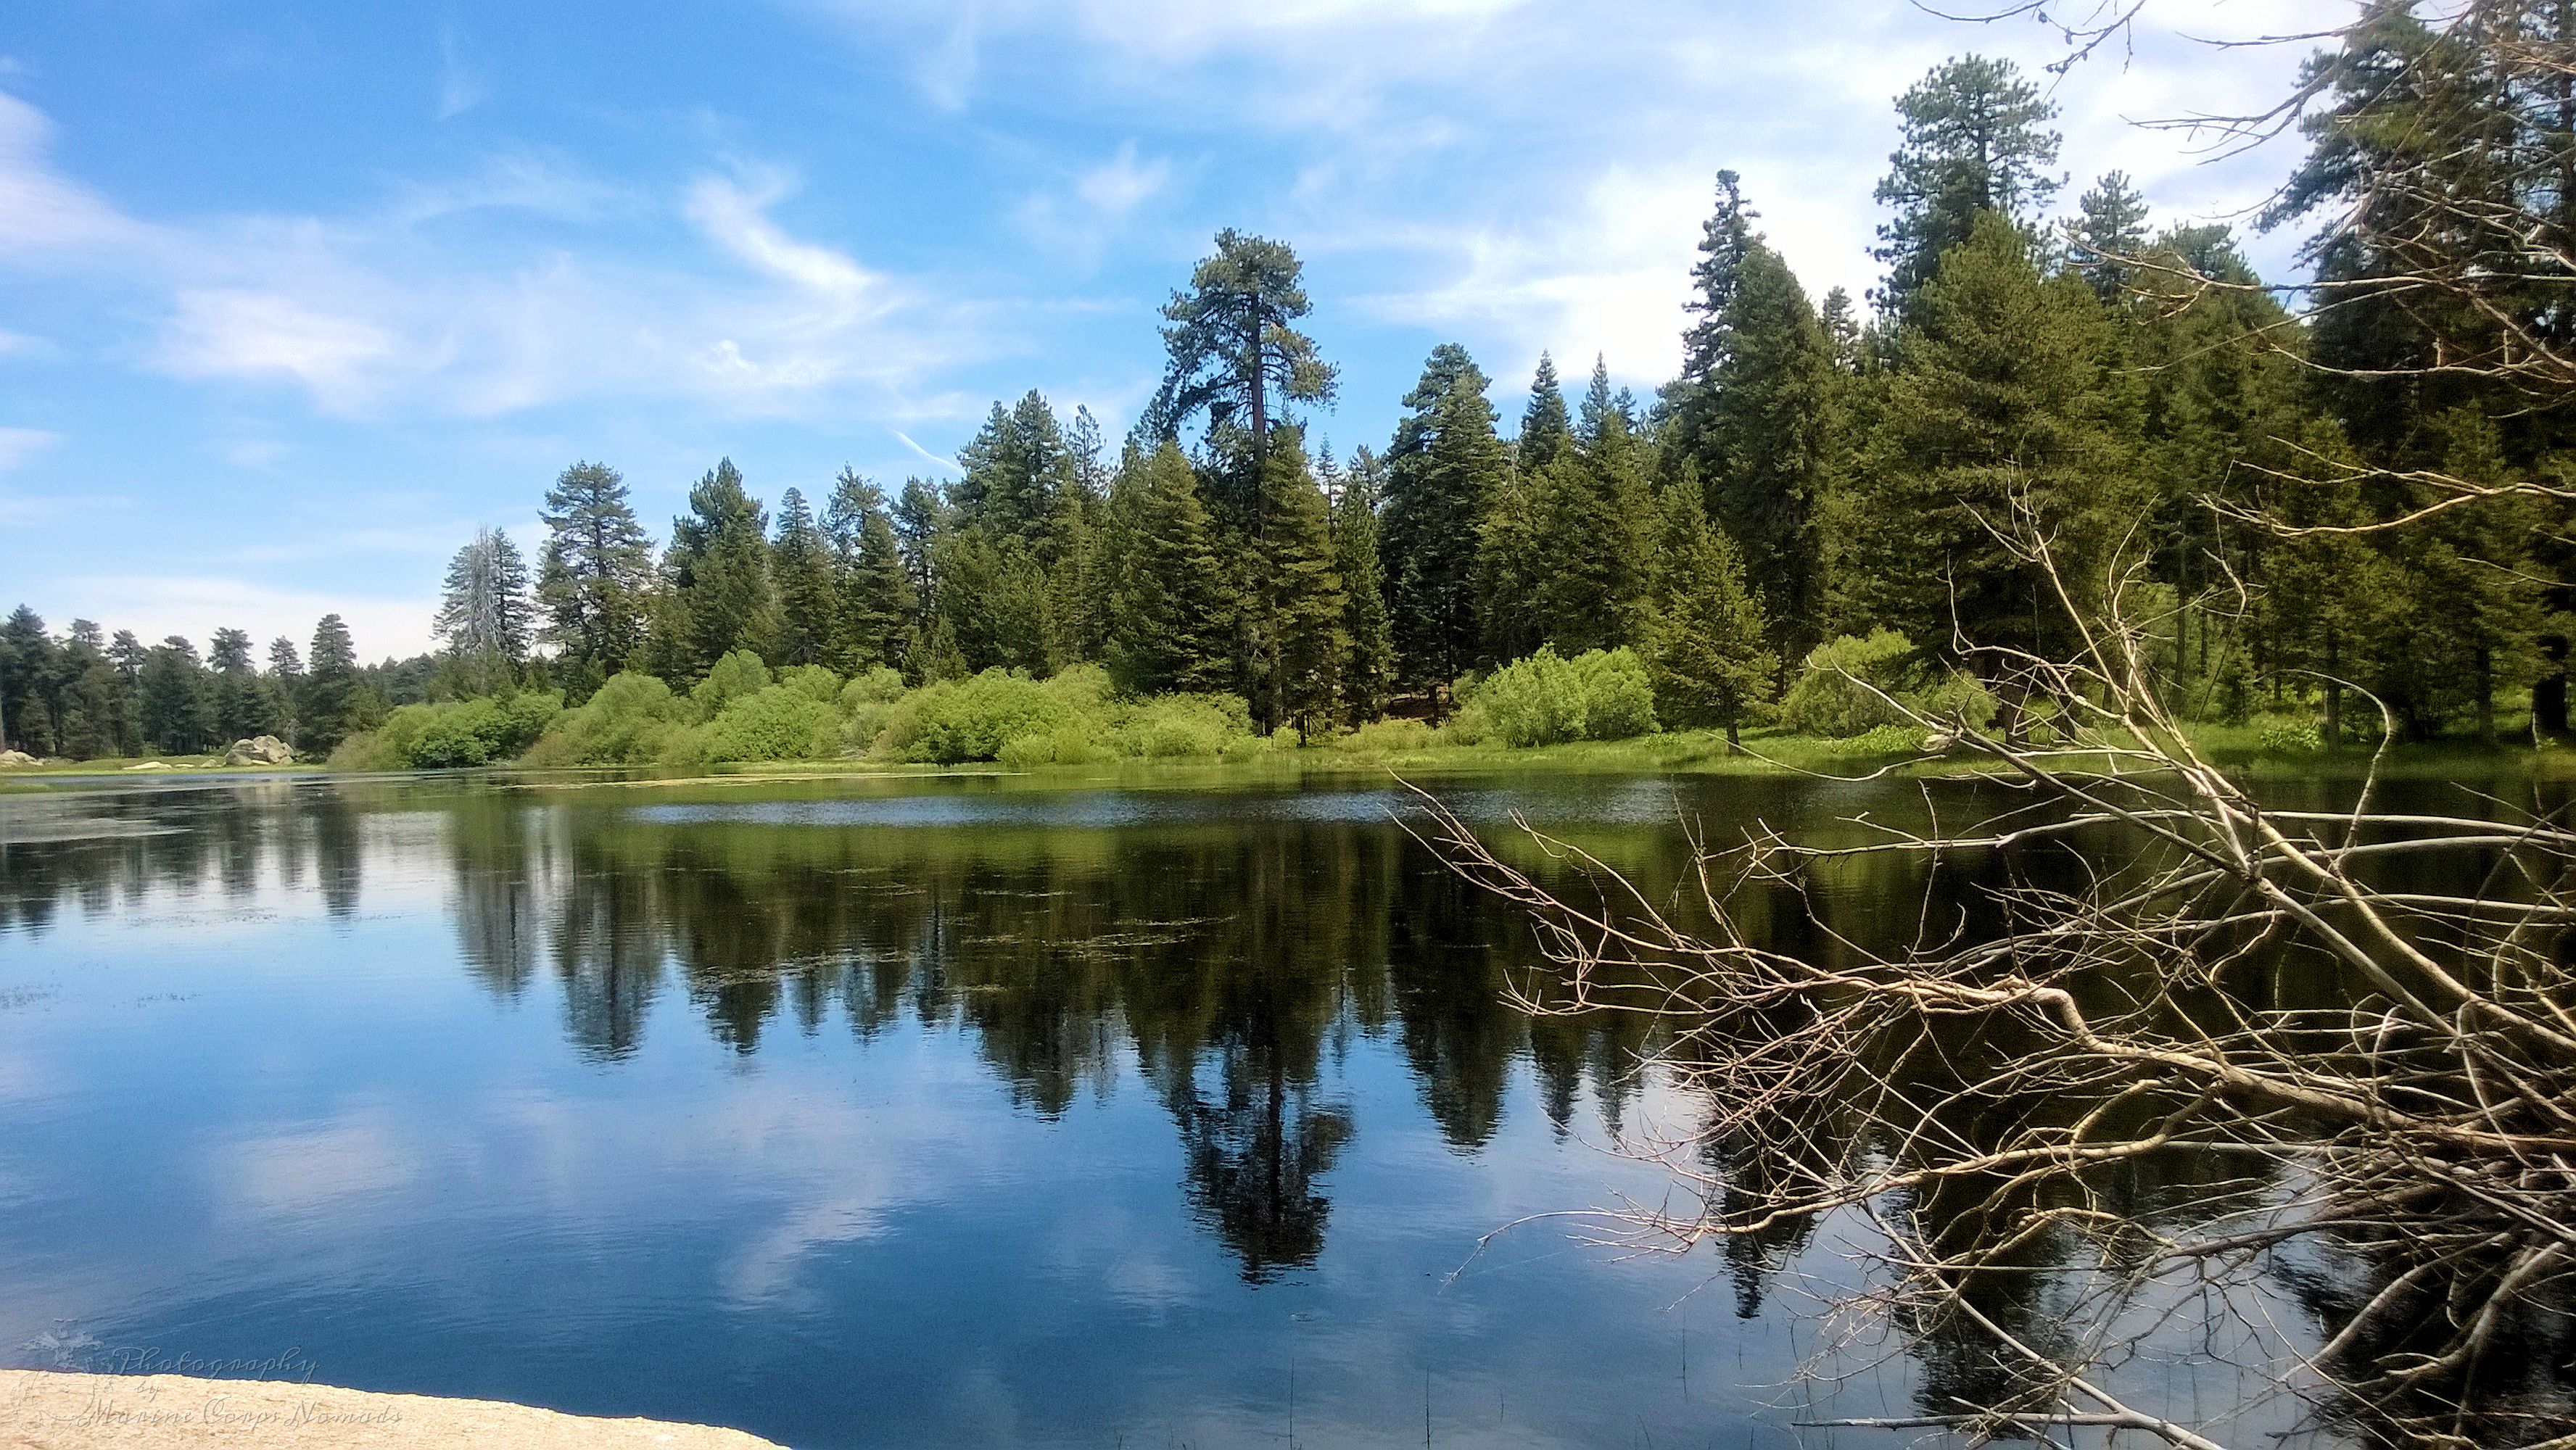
{"left": 139, "top": 636, "right": 217, "bottom": 755}
{"left": 1872, "top": 56, "right": 2063, "bottom": 316}
{"left": 208, "top": 628, "right": 270, "bottom": 741}
{"left": 1251, "top": 430, "right": 1347, "bottom": 739}
{"left": 1704, "top": 245, "right": 1838, "bottom": 664}
{"left": 1102, "top": 442, "right": 1237, "bottom": 695}
{"left": 893, "top": 478, "right": 948, "bottom": 656}
{"left": 54, "top": 621, "right": 131, "bottom": 760}
{"left": 935, "top": 529, "right": 1053, "bottom": 674}
{"left": 0, "top": 606, "right": 57, "bottom": 755}
{"left": 1529, "top": 359, "right": 1656, "bottom": 656}
{"left": 263, "top": 637, "right": 302, "bottom": 747}
{"left": 1477, "top": 460, "right": 1549, "bottom": 663}
{"left": 1382, "top": 349, "right": 1506, "bottom": 700}
{"left": 822, "top": 468, "right": 917, "bottom": 671}
{"left": 537, "top": 461, "right": 656, "bottom": 692}
{"left": 1821, "top": 287, "right": 1865, "bottom": 373}
{"left": 954, "top": 392, "right": 1082, "bottom": 560}
{"left": 302, "top": 615, "right": 363, "bottom": 753}
{"left": 1334, "top": 447, "right": 1398, "bottom": 722}
{"left": 771, "top": 487, "right": 838, "bottom": 668}
{"left": 1649, "top": 489, "right": 1779, "bottom": 749}
{"left": 1682, "top": 171, "right": 1762, "bottom": 381}
{"left": 1844, "top": 212, "right": 2142, "bottom": 728}
{"left": 2072, "top": 170, "right": 2152, "bottom": 302}
{"left": 665, "top": 458, "right": 781, "bottom": 678}
{"left": 1146, "top": 229, "right": 1337, "bottom": 506}
{"left": 1517, "top": 353, "right": 1573, "bottom": 473}
{"left": 435, "top": 527, "right": 533, "bottom": 694}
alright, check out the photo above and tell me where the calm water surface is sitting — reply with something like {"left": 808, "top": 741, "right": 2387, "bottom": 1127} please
{"left": 0, "top": 770, "right": 2369, "bottom": 1447}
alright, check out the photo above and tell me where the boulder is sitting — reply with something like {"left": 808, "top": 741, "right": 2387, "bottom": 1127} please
{"left": 0, "top": 749, "right": 36, "bottom": 767}
{"left": 225, "top": 735, "right": 296, "bottom": 766}
{"left": 122, "top": 761, "right": 173, "bottom": 771}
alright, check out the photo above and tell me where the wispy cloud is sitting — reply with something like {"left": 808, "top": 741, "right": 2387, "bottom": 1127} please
{"left": 0, "top": 426, "right": 60, "bottom": 471}
{"left": 891, "top": 428, "right": 958, "bottom": 473}
{"left": 0, "top": 90, "right": 144, "bottom": 257}
{"left": 0, "top": 86, "right": 995, "bottom": 423}
{"left": 436, "top": 25, "right": 486, "bottom": 121}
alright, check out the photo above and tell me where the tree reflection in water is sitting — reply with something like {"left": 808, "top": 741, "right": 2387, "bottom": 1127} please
{"left": 9, "top": 774, "right": 2551, "bottom": 1440}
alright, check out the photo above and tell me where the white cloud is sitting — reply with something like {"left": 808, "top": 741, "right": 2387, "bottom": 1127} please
{"left": 891, "top": 428, "right": 959, "bottom": 472}
{"left": 687, "top": 171, "right": 883, "bottom": 305}
{"left": 1076, "top": 141, "right": 1169, "bottom": 218}
{"left": 0, "top": 86, "right": 987, "bottom": 423}
{"left": 0, "top": 89, "right": 141, "bottom": 256}
{"left": 437, "top": 25, "right": 486, "bottom": 120}
{"left": 0, "top": 426, "right": 60, "bottom": 471}
{"left": 156, "top": 290, "right": 403, "bottom": 406}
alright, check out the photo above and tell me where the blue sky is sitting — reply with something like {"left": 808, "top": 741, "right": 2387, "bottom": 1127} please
{"left": 1, "top": 0, "right": 2342, "bottom": 658}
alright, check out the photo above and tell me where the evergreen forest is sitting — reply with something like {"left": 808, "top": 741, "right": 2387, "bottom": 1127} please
{"left": 5, "top": 23, "right": 2561, "bottom": 770}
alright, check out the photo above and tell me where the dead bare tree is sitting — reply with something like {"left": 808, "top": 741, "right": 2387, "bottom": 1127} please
{"left": 1423, "top": 9, "right": 2576, "bottom": 1446}
{"left": 1424, "top": 527, "right": 2576, "bottom": 1446}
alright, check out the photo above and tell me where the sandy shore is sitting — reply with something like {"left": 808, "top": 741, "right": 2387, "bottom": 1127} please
{"left": 0, "top": 1372, "right": 783, "bottom": 1449}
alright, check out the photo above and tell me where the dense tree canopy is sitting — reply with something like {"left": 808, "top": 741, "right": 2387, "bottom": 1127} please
{"left": 14, "top": 41, "right": 2569, "bottom": 764}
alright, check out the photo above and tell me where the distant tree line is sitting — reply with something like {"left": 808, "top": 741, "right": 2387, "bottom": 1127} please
{"left": 9, "top": 32, "right": 2566, "bottom": 758}
{"left": 0, "top": 608, "right": 390, "bottom": 759}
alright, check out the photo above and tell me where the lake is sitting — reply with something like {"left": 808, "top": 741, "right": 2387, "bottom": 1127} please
{"left": 0, "top": 768, "right": 2449, "bottom": 1447}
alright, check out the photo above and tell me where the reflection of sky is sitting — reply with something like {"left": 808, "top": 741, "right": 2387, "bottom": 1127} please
{"left": 0, "top": 775, "right": 2332, "bottom": 1448}
{"left": 625, "top": 778, "right": 1701, "bottom": 830}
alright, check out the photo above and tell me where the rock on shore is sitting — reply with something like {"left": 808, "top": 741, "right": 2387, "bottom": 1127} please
{"left": 0, "top": 1371, "right": 783, "bottom": 1449}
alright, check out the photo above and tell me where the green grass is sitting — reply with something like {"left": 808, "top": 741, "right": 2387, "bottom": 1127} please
{"left": 12, "top": 724, "right": 2571, "bottom": 798}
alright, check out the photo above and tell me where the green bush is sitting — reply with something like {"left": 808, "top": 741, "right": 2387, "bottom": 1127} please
{"left": 524, "top": 672, "right": 692, "bottom": 766}
{"left": 1330, "top": 718, "right": 1437, "bottom": 754}
{"left": 1456, "top": 646, "right": 1657, "bottom": 747}
{"left": 875, "top": 670, "right": 1071, "bottom": 763}
{"left": 1780, "top": 630, "right": 1995, "bottom": 739}
{"left": 701, "top": 684, "right": 843, "bottom": 762}
{"left": 996, "top": 726, "right": 1101, "bottom": 768}
{"left": 360, "top": 692, "right": 564, "bottom": 769}
{"left": 689, "top": 651, "right": 772, "bottom": 721}
{"left": 839, "top": 666, "right": 906, "bottom": 711}
{"left": 2256, "top": 710, "right": 2324, "bottom": 753}
{"left": 777, "top": 663, "right": 844, "bottom": 706}
{"left": 1110, "top": 694, "right": 1254, "bottom": 758}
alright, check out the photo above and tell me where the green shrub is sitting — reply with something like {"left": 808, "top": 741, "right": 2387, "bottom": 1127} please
{"left": 1331, "top": 718, "right": 1437, "bottom": 754}
{"left": 1456, "top": 646, "right": 1657, "bottom": 747}
{"left": 689, "top": 651, "right": 772, "bottom": 721}
{"left": 1569, "top": 648, "right": 1656, "bottom": 740}
{"left": 1112, "top": 694, "right": 1253, "bottom": 758}
{"left": 524, "top": 672, "right": 692, "bottom": 766}
{"left": 2256, "top": 711, "right": 2324, "bottom": 753}
{"left": 996, "top": 726, "right": 1101, "bottom": 768}
{"left": 876, "top": 670, "right": 1070, "bottom": 763}
{"left": 1780, "top": 630, "right": 1995, "bottom": 739}
{"left": 777, "top": 664, "right": 843, "bottom": 706}
{"left": 839, "top": 667, "right": 906, "bottom": 711}
{"left": 325, "top": 729, "right": 400, "bottom": 771}
{"left": 360, "top": 692, "right": 564, "bottom": 768}
{"left": 701, "top": 684, "right": 842, "bottom": 762}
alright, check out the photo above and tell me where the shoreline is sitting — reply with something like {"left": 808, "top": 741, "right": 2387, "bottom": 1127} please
{"left": 0, "top": 1370, "right": 782, "bottom": 1449}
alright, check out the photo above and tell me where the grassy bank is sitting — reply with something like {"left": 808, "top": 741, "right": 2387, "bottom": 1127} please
{"left": 10, "top": 724, "right": 2567, "bottom": 798}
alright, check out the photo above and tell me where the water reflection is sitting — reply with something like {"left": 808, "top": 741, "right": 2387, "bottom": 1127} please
{"left": 7, "top": 771, "right": 2564, "bottom": 1444}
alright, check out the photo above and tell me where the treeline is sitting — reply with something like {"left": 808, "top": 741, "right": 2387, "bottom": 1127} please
{"left": 0, "top": 608, "right": 396, "bottom": 759}
{"left": 10, "top": 24, "right": 2569, "bottom": 762}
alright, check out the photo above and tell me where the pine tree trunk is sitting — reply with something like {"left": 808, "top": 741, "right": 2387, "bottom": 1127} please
{"left": 1725, "top": 718, "right": 1741, "bottom": 753}
{"left": 1995, "top": 679, "right": 2028, "bottom": 746}
{"left": 2477, "top": 642, "right": 2496, "bottom": 747}
{"left": 2322, "top": 631, "right": 2342, "bottom": 748}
